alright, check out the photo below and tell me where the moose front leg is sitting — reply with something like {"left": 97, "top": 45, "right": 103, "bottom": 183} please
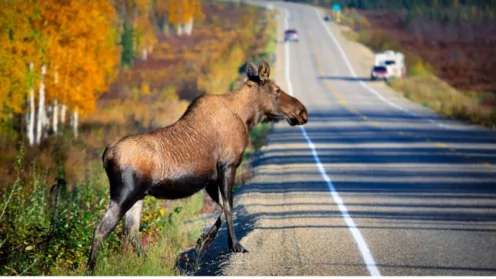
{"left": 219, "top": 163, "right": 248, "bottom": 253}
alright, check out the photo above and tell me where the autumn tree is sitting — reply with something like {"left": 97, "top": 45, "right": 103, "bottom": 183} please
{"left": 114, "top": 0, "right": 158, "bottom": 61}
{"left": 165, "top": 0, "right": 205, "bottom": 36}
{"left": 0, "top": 0, "right": 120, "bottom": 144}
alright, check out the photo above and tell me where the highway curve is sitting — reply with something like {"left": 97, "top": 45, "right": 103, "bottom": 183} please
{"left": 192, "top": 1, "right": 496, "bottom": 276}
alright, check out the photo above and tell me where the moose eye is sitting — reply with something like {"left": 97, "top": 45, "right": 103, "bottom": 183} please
{"left": 276, "top": 88, "right": 281, "bottom": 93}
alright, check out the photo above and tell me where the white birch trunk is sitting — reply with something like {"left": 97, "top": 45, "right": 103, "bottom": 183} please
{"left": 45, "top": 105, "right": 51, "bottom": 128}
{"left": 26, "top": 62, "right": 35, "bottom": 146}
{"left": 60, "top": 104, "right": 67, "bottom": 124}
{"left": 52, "top": 99, "right": 58, "bottom": 134}
{"left": 72, "top": 107, "right": 79, "bottom": 139}
{"left": 176, "top": 24, "right": 183, "bottom": 36}
{"left": 52, "top": 70, "right": 59, "bottom": 134}
{"left": 142, "top": 48, "right": 148, "bottom": 60}
{"left": 35, "top": 65, "right": 46, "bottom": 144}
{"left": 163, "top": 23, "right": 170, "bottom": 36}
{"left": 184, "top": 18, "right": 194, "bottom": 36}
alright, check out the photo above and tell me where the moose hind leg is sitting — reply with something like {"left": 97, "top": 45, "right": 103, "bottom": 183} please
{"left": 124, "top": 199, "right": 145, "bottom": 256}
{"left": 196, "top": 184, "right": 225, "bottom": 251}
{"left": 87, "top": 200, "right": 124, "bottom": 271}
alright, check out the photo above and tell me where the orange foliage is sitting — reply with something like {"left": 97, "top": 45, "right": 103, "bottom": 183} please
{"left": 165, "top": 0, "right": 205, "bottom": 25}
{"left": 0, "top": 1, "right": 43, "bottom": 118}
{"left": 0, "top": 0, "right": 120, "bottom": 118}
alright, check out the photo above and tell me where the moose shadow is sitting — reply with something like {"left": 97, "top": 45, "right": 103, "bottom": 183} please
{"left": 176, "top": 204, "right": 257, "bottom": 275}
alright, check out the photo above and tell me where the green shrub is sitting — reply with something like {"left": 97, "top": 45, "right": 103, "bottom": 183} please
{"left": 0, "top": 146, "right": 203, "bottom": 276}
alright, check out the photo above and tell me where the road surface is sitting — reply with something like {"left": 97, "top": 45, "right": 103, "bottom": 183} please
{"left": 189, "top": 1, "right": 496, "bottom": 276}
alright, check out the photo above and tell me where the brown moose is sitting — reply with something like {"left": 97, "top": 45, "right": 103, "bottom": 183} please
{"left": 87, "top": 60, "right": 308, "bottom": 271}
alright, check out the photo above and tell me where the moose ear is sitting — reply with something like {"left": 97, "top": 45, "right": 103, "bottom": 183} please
{"left": 258, "top": 60, "right": 271, "bottom": 82}
{"left": 246, "top": 61, "right": 258, "bottom": 80}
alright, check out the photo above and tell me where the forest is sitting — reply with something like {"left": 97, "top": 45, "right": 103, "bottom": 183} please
{"left": 0, "top": 0, "right": 277, "bottom": 275}
{"left": 0, "top": 0, "right": 205, "bottom": 144}
{"left": 286, "top": 0, "right": 496, "bottom": 10}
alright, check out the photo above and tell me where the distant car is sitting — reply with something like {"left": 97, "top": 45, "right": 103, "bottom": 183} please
{"left": 323, "top": 15, "right": 331, "bottom": 21}
{"left": 374, "top": 50, "right": 406, "bottom": 79}
{"left": 284, "top": 29, "right": 299, "bottom": 42}
{"left": 370, "top": 65, "right": 388, "bottom": 81}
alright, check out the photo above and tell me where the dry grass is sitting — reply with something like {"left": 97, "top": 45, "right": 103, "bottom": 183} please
{"left": 341, "top": 29, "right": 359, "bottom": 42}
{"left": 389, "top": 75, "right": 496, "bottom": 128}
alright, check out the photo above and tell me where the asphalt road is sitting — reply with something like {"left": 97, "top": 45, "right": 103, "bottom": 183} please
{"left": 187, "top": 1, "right": 496, "bottom": 276}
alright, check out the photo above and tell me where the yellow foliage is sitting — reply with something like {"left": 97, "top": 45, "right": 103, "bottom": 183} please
{"left": 164, "top": 0, "right": 204, "bottom": 25}
{"left": 471, "top": 5, "right": 477, "bottom": 19}
{"left": 141, "top": 83, "right": 150, "bottom": 94}
{"left": 161, "top": 86, "right": 179, "bottom": 101}
{"left": 0, "top": 0, "right": 120, "bottom": 119}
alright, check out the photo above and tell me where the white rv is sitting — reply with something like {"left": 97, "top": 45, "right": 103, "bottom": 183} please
{"left": 370, "top": 50, "right": 406, "bottom": 81}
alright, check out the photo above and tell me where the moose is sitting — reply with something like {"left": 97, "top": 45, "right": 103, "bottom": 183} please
{"left": 87, "top": 60, "right": 308, "bottom": 271}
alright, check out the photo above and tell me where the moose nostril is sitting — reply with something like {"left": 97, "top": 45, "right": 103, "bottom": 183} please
{"left": 301, "top": 110, "right": 308, "bottom": 123}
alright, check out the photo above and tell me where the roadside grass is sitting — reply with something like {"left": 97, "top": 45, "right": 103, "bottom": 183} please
{"left": 389, "top": 75, "right": 496, "bottom": 126}
{"left": 235, "top": 122, "right": 272, "bottom": 189}
{"left": 233, "top": 18, "right": 277, "bottom": 191}
{"left": 0, "top": 147, "right": 204, "bottom": 276}
{"left": 341, "top": 29, "right": 359, "bottom": 42}
{"left": 57, "top": 193, "right": 203, "bottom": 276}
{"left": 330, "top": 8, "right": 496, "bottom": 129}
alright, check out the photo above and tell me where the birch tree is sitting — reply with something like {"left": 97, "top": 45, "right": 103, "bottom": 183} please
{"left": 165, "top": 0, "right": 204, "bottom": 36}
{"left": 26, "top": 63, "right": 35, "bottom": 145}
{"left": 35, "top": 65, "right": 46, "bottom": 144}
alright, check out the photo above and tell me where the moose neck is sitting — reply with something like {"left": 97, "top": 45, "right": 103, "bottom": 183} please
{"left": 227, "top": 83, "right": 265, "bottom": 131}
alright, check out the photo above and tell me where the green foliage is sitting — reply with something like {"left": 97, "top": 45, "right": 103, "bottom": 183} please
{"left": 408, "top": 59, "right": 434, "bottom": 76}
{"left": 249, "top": 122, "right": 271, "bottom": 151}
{"left": 0, "top": 147, "right": 203, "bottom": 276}
{"left": 120, "top": 22, "right": 135, "bottom": 68}
{"left": 160, "top": 86, "right": 179, "bottom": 102}
{"left": 0, "top": 151, "right": 117, "bottom": 275}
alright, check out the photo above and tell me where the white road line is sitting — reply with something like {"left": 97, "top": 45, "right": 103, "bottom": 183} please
{"left": 283, "top": 9, "right": 381, "bottom": 277}
{"left": 313, "top": 8, "right": 455, "bottom": 130}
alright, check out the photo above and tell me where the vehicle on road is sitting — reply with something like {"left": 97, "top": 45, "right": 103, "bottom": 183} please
{"left": 371, "top": 50, "right": 405, "bottom": 81}
{"left": 284, "top": 29, "right": 299, "bottom": 42}
{"left": 323, "top": 15, "right": 331, "bottom": 21}
{"left": 370, "top": 65, "right": 388, "bottom": 81}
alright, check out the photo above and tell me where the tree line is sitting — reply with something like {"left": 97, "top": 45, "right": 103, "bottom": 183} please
{"left": 0, "top": 0, "right": 204, "bottom": 145}
{"left": 286, "top": 0, "right": 496, "bottom": 10}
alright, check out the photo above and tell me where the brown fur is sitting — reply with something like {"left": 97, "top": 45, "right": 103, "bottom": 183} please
{"left": 87, "top": 60, "right": 308, "bottom": 271}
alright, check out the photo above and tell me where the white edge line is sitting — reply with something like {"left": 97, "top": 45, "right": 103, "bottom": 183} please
{"left": 313, "top": 8, "right": 454, "bottom": 130}
{"left": 283, "top": 8, "right": 381, "bottom": 277}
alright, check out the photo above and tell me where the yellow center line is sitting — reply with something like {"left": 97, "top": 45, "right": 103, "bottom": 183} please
{"left": 302, "top": 19, "right": 362, "bottom": 116}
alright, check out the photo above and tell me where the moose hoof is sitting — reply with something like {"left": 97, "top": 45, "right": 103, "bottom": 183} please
{"left": 196, "top": 235, "right": 207, "bottom": 251}
{"left": 231, "top": 243, "right": 248, "bottom": 253}
{"left": 196, "top": 233, "right": 213, "bottom": 252}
